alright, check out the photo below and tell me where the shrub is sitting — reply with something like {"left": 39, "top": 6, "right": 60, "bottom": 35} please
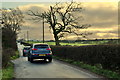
{"left": 2, "top": 27, "right": 17, "bottom": 50}
{"left": 51, "top": 45, "right": 120, "bottom": 73}
{"left": 2, "top": 48, "right": 15, "bottom": 68}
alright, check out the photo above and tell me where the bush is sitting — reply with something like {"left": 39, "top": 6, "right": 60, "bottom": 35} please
{"left": 2, "top": 27, "right": 17, "bottom": 50}
{"left": 2, "top": 48, "right": 15, "bottom": 68}
{"left": 51, "top": 45, "right": 120, "bottom": 73}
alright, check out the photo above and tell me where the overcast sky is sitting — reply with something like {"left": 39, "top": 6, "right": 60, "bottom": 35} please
{"left": 1, "top": 0, "right": 119, "bottom": 40}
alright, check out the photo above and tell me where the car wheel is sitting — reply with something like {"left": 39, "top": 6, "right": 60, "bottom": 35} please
{"left": 28, "top": 57, "right": 30, "bottom": 61}
{"left": 30, "top": 58, "right": 33, "bottom": 63}
{"left": 48, "top": 58, "right": 52, "bottom": 62}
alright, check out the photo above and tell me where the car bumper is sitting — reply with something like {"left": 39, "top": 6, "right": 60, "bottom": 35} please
{"left": 30, "top": 55, "right": 52, "bottom": 59}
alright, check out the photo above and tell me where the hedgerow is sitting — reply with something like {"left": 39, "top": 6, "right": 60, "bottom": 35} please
{"left": 51, "top": 45, "right": 120, "bottom": 73}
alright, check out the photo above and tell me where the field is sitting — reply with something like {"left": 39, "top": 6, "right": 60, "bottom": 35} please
{"left": 27, "top": 41, "right": 92, "bottom": 46}
{"left": 26, "top": 39, "right": 119, "bottom": 46}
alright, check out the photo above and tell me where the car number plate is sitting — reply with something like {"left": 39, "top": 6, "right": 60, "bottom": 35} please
{"left": 40, "top": 49, "right": 45, "bottom": 50}
{"left": 39, "top": 54, "right": 46, "bottom": 56}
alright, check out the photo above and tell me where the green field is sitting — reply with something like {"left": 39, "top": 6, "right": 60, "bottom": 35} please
{"left": 27, "top": 41, "right": 94, "bottom": 46}
{"left": 26, "top": 39, "right": 119, "bottom": 46}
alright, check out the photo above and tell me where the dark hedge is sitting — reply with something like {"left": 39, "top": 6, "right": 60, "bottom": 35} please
{"left": 2, "top": 48, "right": 16, "bottom": 68}
{"left": 51, "top": 45, "right": 120, "bottom": 73}
{"left": 2, "top": 27, "right": 17, "bottom": 68}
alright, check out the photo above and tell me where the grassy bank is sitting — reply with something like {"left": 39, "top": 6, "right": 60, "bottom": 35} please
{"left": 2, "top": 51, "right": 19, "bottom": 80}
{"left": 53, "top": 56, "right": 120, "bottom": 79}
{"left": 2, "top": 62, "right": 14, "bottom": 80}
{"left": 10, "top": 51, "right": 19, "bottom": 60}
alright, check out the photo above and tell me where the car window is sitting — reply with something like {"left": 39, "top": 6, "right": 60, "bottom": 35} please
{"left": 34, "top": 45, "right": 49, "bottom": 48}
{"left": 24, "top": 48, "right": 30, "bottom": 50}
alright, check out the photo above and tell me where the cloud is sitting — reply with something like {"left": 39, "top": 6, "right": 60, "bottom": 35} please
{"left": 96, "top": 33, "right": 118, "bottom": 38}
{"left": 82, "top": 2, "right": 118, "bottom": 27}
{"left": 18, "top": 4, "right": 48, "bottom": 12}
{"left": 96, "top": 33, "right": 117, "bottom": 37}
{"left": 17, "top": 2, "right": 118, "bottom": 40}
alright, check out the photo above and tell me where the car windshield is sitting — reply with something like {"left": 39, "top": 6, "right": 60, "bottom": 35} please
{"left": 34, "top": 45, "right": 49, "bottom": 48}
{"left": 24, "top": 47, "right": 30, "bottom": 50}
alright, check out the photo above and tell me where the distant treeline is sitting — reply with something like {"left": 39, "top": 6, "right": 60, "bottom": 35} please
{"left": 47, "top": 39, "right": 120, "bottom": 42}
{"left": 46, "top": 39, "right": 120, "bottom": 44}
{"left": 20, "top": 38, "right": 120, "bottom": 43}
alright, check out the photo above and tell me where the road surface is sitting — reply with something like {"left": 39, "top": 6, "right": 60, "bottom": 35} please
{"left": 12, "top": 43, "right": 104, "bottom": 79}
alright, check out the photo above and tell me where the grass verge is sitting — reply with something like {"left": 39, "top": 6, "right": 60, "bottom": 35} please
{"left": 10, "top": 51, "right": 19, "bottom": 60}
{"left": 53, "top": 56, "right": 120, "bottom": 79}
{"left": 2, "top": 51, "right": 19, "bottom": 80}
{"left": 2, "top": 62, "right": 14, "bottom": 80}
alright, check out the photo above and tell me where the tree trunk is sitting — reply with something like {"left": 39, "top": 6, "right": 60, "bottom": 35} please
{"left": 54, "top": 34, "right": 60, "bottom": 46}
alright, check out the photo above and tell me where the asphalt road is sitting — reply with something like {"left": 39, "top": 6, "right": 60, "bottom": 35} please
{"left": 12, "top": 43, "right": 104, "bottom": 79}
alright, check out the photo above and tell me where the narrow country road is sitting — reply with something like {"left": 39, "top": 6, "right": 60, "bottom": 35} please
{"left": 12, "top": 43, "right": 104, "bottom": 79}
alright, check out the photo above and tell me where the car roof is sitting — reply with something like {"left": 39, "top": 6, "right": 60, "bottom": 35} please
{"left": 33, "top": 43, "right": 49, "bottom": 46}
{"left": 24, "top": 46, "right": 31, "bottom": 48}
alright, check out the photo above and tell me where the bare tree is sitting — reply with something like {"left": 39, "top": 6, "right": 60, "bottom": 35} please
{"left": 1, "top": 8, "right": 24, "bottom": 49}
{"left": 28, "top": 2, "right": 91, "bottom": 45}
{"left": 1, "top": 8, "right": 24, "bottom": 34}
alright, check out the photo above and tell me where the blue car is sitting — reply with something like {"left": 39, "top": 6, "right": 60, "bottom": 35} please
{"left": 28, "top": 43, "right": 52, "bottom": 63}
{"left": 23, "top": 46, "right": 31, "bottom": 56}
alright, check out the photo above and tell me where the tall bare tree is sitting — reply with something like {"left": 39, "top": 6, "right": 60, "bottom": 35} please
{"left": 1, "top": 8, "right": 24, "bottom": 49}
{"left": 28, "top": 2, "right": 91, "bottom": 45}
{"left": 1, "top": 8, "right": 24, "bottom": 34}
